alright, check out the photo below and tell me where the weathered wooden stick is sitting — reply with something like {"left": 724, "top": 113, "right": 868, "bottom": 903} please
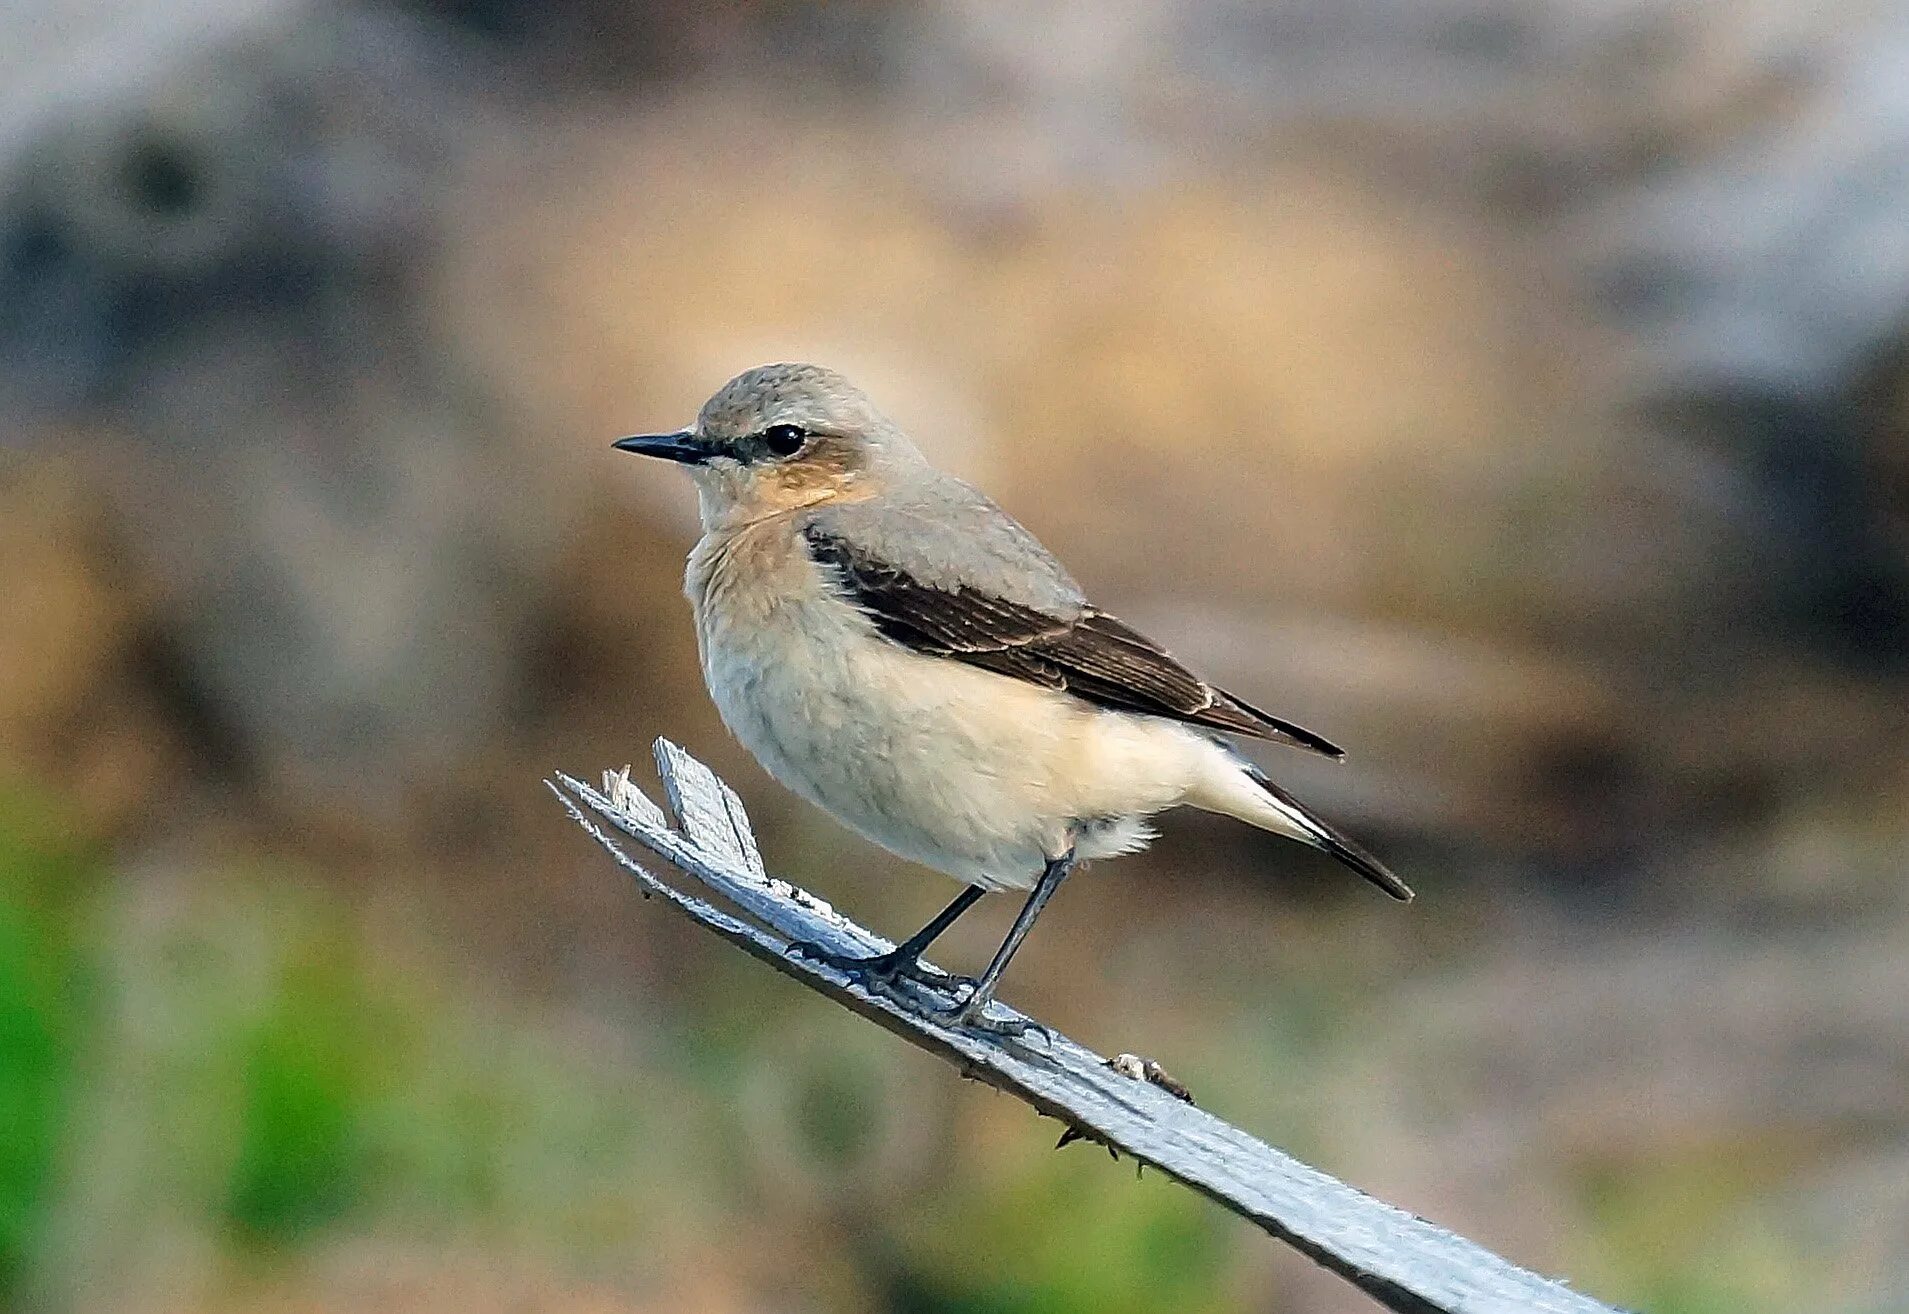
{"left": 547, "top": 740, "right": 1627, "bottom": 1314}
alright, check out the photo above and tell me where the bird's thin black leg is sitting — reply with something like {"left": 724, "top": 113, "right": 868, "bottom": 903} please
{"left": 878, "top": 884, "right": 987, "bottom": 976}
{"left": 788, "top": 885, "right": 986, "bottom": 995}
{"left": 937, "top": 850, "right": 1075, "bottom": 1036}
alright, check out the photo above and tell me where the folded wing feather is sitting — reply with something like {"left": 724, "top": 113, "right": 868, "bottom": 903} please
{"left": 803, "top": 525, "right": 1345, "bottom": 759}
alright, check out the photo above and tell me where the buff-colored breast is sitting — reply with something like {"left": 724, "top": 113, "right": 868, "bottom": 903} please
{"left": 683, "top": 515, "right": 1219, "bottom": 890}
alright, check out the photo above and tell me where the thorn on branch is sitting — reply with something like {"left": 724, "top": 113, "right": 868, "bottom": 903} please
{"left": 1057, "top": 1053, "right": 1197, "bottom": 1155}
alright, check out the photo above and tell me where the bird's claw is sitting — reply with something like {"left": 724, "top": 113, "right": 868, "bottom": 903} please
{"left": 784, "top": 942, "right": 1041, "bottom": 1040}
{"left": 784, "top": 939, "right": 867, "bottom": 973}
{"left": 784, "top": 940, "right": 970, "bottom": 999}
{"left": 931, "top": 993, "right": 1051, "bottom": 1043}
{"left": 926, "top": 969, "right": 981, "bottom": 996}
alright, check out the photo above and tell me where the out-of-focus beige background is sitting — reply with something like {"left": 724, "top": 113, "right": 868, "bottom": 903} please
{"left": 3, "top": 3, "right": 1907, "bottom": 1311}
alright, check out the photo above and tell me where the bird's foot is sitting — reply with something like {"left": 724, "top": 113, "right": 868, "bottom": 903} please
{"left": 784, "top": 942, "right": 1043, "bottom": 1039}
{"left": 929, "top": 990, "right": 1051, "bottom": 1043}
{"left": 785, "top": 940, "right": 973, "bottom": 1000}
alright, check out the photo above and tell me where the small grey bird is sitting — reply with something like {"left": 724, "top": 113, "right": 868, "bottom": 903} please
{"left": 615, "top": 363, "right": 1410, "bottom": 1034}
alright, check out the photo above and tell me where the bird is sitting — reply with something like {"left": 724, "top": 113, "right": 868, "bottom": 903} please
{"left": 614, "top": 363, "right": 1410, "bottom": 1035}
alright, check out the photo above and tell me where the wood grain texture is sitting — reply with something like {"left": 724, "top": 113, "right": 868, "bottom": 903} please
{"left": 547, "top": 741, "right": 1627, "bottom": 1314}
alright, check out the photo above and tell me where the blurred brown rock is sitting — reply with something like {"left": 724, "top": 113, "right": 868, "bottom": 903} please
{"left": 0, "top": 3, "right": 567, "bottom": 810}
{"left": 0, "top": 458, "right": 185, "bottom": 832}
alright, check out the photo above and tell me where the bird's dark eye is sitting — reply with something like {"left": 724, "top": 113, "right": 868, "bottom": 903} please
{"left": 762, "top": 424, "right": 807, "bottom": 457}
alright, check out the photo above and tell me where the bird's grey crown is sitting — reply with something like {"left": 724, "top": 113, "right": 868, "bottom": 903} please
{"left": 698, "top": 362, "right": 881, "bottom": 445}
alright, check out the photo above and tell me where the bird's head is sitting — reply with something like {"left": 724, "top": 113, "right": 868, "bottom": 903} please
{"left": 615, "top": 363, "right": 913, "bottom": 528}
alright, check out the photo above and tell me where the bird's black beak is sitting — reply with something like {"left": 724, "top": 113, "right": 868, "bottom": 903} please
{"left": 611, "top": 429, "right": 709, "bottom": 464}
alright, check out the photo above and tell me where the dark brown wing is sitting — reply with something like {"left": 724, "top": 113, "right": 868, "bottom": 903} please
{"left": 805, "top": 527, "right": 1344, "bottom": 759}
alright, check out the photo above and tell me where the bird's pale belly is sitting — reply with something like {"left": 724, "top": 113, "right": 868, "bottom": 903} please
{"left": 696, "top": 600, "right": 1183, "bottom": 890}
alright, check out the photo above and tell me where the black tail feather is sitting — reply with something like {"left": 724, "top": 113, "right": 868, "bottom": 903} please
{"left": 1216, "top": 691, "right": 1346, "bottom": 760}
{"left": 1242, "top": 760, "right": 1414, "bottom": 901}
{"left": 1316, "top": 828, "right": 1414, "bottom": 902}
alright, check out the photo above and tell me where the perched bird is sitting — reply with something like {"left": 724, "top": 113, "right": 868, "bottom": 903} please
{"left": 615, "top": 363, "right": 1410, "bottom": 1034}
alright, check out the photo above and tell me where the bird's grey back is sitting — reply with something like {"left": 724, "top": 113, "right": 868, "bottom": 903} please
{"left": 803, "top": 470, "right": 1087, "bottom": 619}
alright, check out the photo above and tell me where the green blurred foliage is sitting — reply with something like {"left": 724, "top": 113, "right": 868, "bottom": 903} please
{"left": 897, "top": 1146, "right": 1233, "bottom": 1314}
{"left": 0, "top": 789, "right": 736, "bottom": 1305}
{"left": 0, "top": 792, "right": 94, "bottom": 1303}
{"left": 1573, "top": 1141, "right": 1831, "bottom": 1314}
{"left": 0, "top": 781, "right": 1873, "bottom": 1313}
{"left": 0, "top": 788, "right": 1293, "bottom": 1311}
{"left": 223, "top": 919, "right": 391, "bottom": 1246}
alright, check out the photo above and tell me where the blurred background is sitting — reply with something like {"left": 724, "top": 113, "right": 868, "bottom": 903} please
{"left": 3, "top": 2, "right": 1907, "bottom": 1311}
